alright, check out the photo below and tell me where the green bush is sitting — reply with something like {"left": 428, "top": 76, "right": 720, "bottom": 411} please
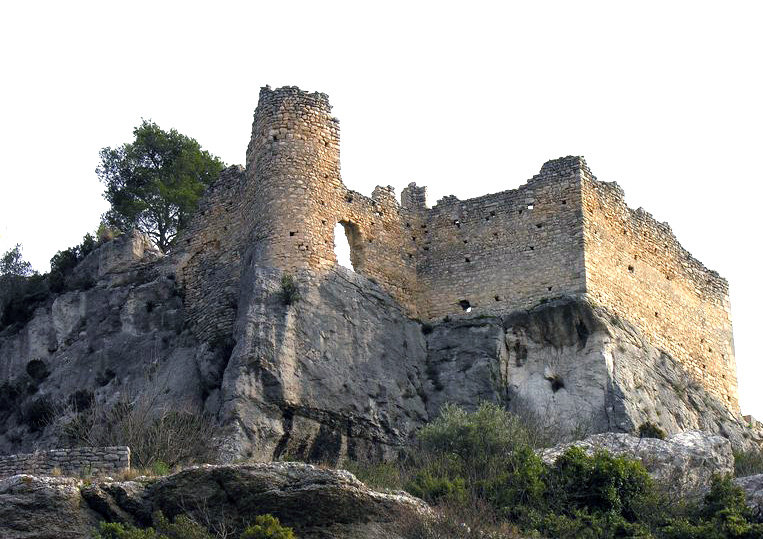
{"left": 94, "top": 512, "right": 213, "bottom": 539}
{"left": 545, "top": 446, "right": 654, "bottom": 519}
{"left": 95, "top": 522, "right": 163, "bottom": 539}
{"left": 240, "top": 514, "right": 296, "bottom": 539}
{"left": 638, "top": 421, "right": 667, "bottom": 440}
{"left": 415, "top": 403, "right": 546, "bottom": 510}
{"left": 1, "top": 273, "right": 49, "bottom": 329}
{"left": 399, "top": 404, "right": 743, "bottom": 538}
{"left": 94, "top": 513, "right": 296, "bottom": 539}
{"left": 406, "top": 465, "right": 468, "bottom": 504}
{"left": 49, "top": 233, "right": 98, "bottom": 293}
{"left": 660, "top": 475, "right": 763, "bottom": 538}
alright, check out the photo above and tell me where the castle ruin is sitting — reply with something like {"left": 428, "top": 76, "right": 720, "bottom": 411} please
{"left": 177, "top": 86, "right": 737, "bottom": 412}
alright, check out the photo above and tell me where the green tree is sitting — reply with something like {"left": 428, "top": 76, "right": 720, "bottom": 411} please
{"left": 97, "top": 120, "right": 224, "bottom": 252}
{"left": 0, "top": 244, "right": 34, "bottom": 277}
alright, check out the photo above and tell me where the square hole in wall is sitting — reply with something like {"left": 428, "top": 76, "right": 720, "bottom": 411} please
{"left": 527, "top": 203, "right": 534, "bottom": 210}
{"left": 290, "top": 231, "right": 296, "bottom": 236}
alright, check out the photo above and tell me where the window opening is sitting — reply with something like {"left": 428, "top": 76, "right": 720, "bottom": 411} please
{"left": 334, "top": 221, "right": 364, "bottom": 272}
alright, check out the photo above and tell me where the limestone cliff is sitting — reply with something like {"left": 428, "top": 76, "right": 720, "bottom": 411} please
{"left": 0, "top": 231, "right": 758, "bottom": 461}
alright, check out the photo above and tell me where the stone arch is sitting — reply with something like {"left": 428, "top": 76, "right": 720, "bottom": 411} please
{"left": 334, "top": 220, "right": 365, "bottom": 272}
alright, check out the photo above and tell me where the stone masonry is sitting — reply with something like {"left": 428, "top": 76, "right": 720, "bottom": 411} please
{"left": 175, "top": 85, "right": 738, "bottom": 412}
{"left": 0, "top": 446, "right": 130, "bottom": 478}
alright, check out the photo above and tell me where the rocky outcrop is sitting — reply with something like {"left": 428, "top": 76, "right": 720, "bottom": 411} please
{"left": 0, "top": 474, "right": 99, "bottom": 539}
{"left": 0, "top": 463, "right": 427, "bottom": 539}
{"left": 0, "top": 233, "right": 220, "bottom": 456}
{"left": 1, "top": 227, "right": 760, "bottom": 464}
{"left": 540, "top": 430, "right": 734, "bottom": 496}
{"left": 219, "top": 266, "right": 429, "bottom": 463}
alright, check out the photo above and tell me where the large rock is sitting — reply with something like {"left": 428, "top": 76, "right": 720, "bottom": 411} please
{"left": 0, "top": 474, "right": 99, "bottom": 539}
{"left": 0, "top": 463, "right": 427, "bottom": 539}
{"left": 219, "top": 266, "right": 429, "bottom": 463}
{"left": 541, "top": 430, "right": 734, "bottom": 496}
{"left": 146, "top": 462, "right": 426, "bottom": 538}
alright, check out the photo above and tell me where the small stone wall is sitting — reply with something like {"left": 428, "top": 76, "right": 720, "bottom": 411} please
{"left": 0, "top": 446, "right": 130, "bottom": 478}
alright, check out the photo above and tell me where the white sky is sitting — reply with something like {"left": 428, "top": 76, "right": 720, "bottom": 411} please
{"left": 1, "top": 1, "right": 761, "bottom": 417}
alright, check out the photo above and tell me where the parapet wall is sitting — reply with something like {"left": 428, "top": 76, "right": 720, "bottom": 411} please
{"left": 0, "top": 446, "right": 130, "bottom": 478}
{"left": 581, "top": 172, "right": 737, "bottom": 409}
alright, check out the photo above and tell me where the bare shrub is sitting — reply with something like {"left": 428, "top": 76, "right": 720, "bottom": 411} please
{"left": 59, "top": 376, "right": 218, "bottom": 468}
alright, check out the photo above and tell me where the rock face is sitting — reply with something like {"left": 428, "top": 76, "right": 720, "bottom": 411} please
{"left": 1, "top": 228, "right": 760, "bottom": 462}
{"left": 0, "top": 463, "right": 426, "bottom": 539}
{"left": 541, "top": 430, "right": 734, "bottom": 496}
{"left": 219, "top": 266, "right": 429, "bottom": 462}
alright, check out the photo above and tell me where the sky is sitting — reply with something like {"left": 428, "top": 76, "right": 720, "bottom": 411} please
{"left": 1, "top": 1, "right": 761, "bottom": 417}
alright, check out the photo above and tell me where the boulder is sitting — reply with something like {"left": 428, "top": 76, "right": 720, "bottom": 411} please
{"left": 0, "top": 462, "right": 427, "bottom": 539}
{"left": 0, "top": 474, "right": 98, "bottom": 539}
{"left": 540, "top": 430, "right": 733, "bottom": 496}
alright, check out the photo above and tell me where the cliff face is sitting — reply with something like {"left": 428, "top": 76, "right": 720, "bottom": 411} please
{"left": 0, "top": 231, "right": 758, "bottom": 460}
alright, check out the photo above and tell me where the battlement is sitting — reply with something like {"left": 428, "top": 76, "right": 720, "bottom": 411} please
{"left": 177, "top": 86, "right": 737, "bottom": 412}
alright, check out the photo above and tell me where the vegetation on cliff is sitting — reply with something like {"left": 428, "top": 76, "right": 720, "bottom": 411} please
{"left": 97, "top": 119, "right": 225, "bottom": 252}
{"left": 348, "top": 404, "right": 763, "bottom": 538}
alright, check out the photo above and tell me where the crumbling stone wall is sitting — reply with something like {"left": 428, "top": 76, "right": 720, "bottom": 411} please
{"left": 175, "top": 165, "right": 247, "bottom": 343}
{"left": 246, "top": 86, "right": 421, "bottom": 314}
{"left": 580, "top": 172, "right": 737, "bottom": 409}
{"left": 416, "top": 156, "right": 587, "bottom": 319}
{"left": 0, "top": 446, "right": 130, "bottom": 478}
{"left": 176, "top": 85, "right": 737, "bottom": 411}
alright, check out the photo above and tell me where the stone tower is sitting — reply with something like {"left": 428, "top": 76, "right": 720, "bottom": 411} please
{"left": 246, "top": 86, "right": 342, "bottom": 272}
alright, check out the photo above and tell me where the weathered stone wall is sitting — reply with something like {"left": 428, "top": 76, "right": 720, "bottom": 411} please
{"left": 245, "top": 86, "right": 421, "bottom": 314}
{"left": 580, "top": 171, "right": 737, "bottom": 410}
{"left": 175, "top": 165, "right": 247, "bottom": 343}
{"left": 0, "top": 446, "right": 130, "bottom": 478}
{"left": 173, "top": 85, "right": 737, "bottom": 413}
{"left": 416, "top": 156, "right": 587, "bottom": 319}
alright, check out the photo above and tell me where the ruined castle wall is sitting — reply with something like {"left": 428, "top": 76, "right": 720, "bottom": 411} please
{"left": 0, "top": 446, "right": 130, "bottom": 478}
{"left": 580, "top": 173, "right": 738, "bottom": 409}
{"left": 178, "top": 86, "right": 738, "bottom": 413}
{"left": 418, "top": 157, "right": 587, "bottom": 319}
{"left": 175, "top": 165, "right": 247, "bottom": 343}
{"left": 246, "top": 87, "right": 420, "bottom": 314}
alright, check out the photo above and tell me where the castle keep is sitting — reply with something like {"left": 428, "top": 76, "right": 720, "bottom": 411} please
{"left": 178, "top": 86, "right": 737, "bottom": 411}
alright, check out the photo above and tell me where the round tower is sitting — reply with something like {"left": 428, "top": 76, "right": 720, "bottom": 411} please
{"left": 245, "top": 86, "right": 342, "bottom": 271}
